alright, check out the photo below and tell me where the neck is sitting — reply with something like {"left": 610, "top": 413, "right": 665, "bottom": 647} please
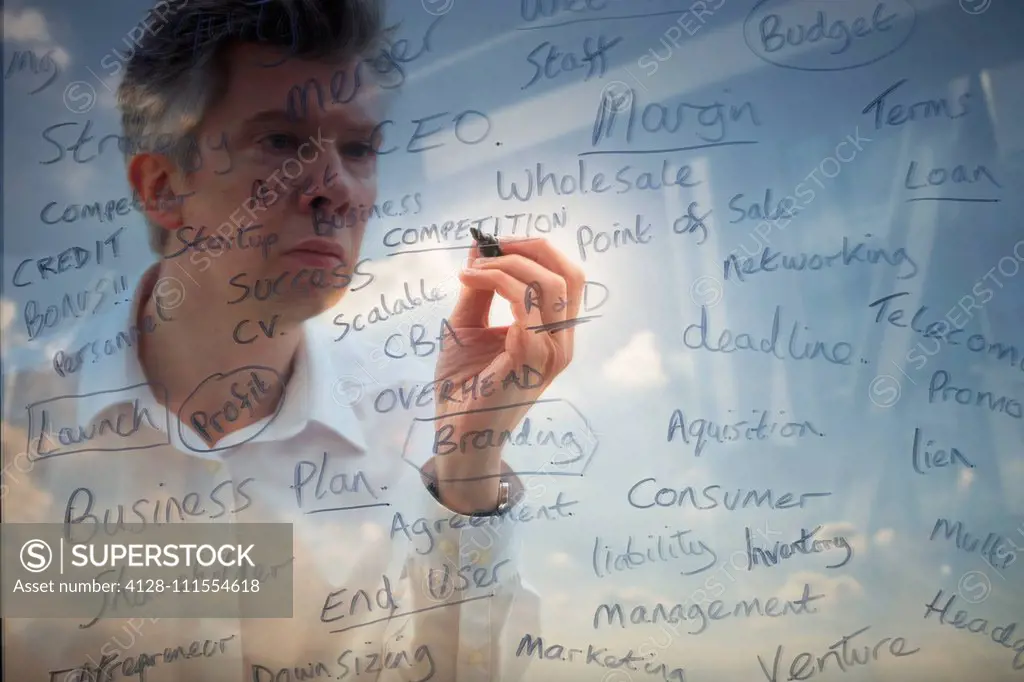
{"left": 137, "top": 266, "right": 303, "bottom": 446}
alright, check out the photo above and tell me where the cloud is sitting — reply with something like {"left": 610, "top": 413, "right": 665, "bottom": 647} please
{"left": 0, "top": 422, "right": 57, "bottom": 521}
{"left": 0, "top": 297, "right": 30, "bottom": 350}
{"left": 777, "top": 569, "right": 864, "bottom": 603}
{"left": 666, "top": 350, "right": 696, "bottom": 380}
{"left": 874, "top": 528, "right": 895, "bottom": 546}
{"left": 3, "top": 8, "right": 51, "bottom": 42}
{"left": 2, "top": 8, "right": 73, "bottom": 74}
{"left": 0, "top": 298, "right": 15, "bottom": 330}
{"left": 49, "top": 46, "right": 71, "bottom": 68}
{"left": 60, "top": 164, "right": 98, "bottom": 199}
{"left": 958, "top": 467, "right": 974, "bottom": 491}
{"left": 601, "top": 330, "right": 668, "bottom": 389}
{"left": 818, "top": 520, "right": 866, "bottom": 557}
{"left": 548, "top": 551, "right": 572, "bottom": 568}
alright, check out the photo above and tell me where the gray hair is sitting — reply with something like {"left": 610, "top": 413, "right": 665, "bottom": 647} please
{"left": 117, "top": 0, "right": 391, "bottom": 254}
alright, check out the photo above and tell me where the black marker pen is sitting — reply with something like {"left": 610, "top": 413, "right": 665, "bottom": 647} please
{"left": 470, "top": 227, "right": 503, "bottom": 258}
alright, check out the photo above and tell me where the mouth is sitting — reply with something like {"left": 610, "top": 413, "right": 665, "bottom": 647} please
{"left": 285, "top": 239, "right": 347, "bottom": 267}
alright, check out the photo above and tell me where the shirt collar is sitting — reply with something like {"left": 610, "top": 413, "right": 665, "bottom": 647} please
{"left": 75, "top": 264, "right": 368, "bottom": 454}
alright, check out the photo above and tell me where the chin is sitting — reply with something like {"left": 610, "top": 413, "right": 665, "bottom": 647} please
{"left": 288, "top": 288, "right": 346, "bottom": 319}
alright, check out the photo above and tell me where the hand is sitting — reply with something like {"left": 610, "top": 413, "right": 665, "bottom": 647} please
{"left": 429, "top": 236, "right": 586, "bottom": 514}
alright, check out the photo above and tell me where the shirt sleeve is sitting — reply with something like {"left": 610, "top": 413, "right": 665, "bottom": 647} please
{"left": 384, "top": 460, "right": 540, "bottom": 682}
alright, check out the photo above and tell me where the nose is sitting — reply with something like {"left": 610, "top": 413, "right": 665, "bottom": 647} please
{"left": 298, "top": 149, "right": 354, "bottom": 233}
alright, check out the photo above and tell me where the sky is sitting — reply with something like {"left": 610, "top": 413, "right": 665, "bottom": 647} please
{"left": 3, "top": 0, "right": 1024, "bottom": 679}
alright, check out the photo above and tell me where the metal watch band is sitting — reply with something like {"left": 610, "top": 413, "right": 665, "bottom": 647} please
{"left": 425, "top": 478, "right": 512, "bottom": 517}
{"left": 496, "top": 480, "right": 510, "bottom": 514}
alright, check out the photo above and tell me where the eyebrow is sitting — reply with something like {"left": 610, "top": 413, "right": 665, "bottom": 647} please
{"left": 241, "top": 109, "right": 381, "bottom": 137}
{"left": 241, "top": 110, "right": 298, "bottom": 128}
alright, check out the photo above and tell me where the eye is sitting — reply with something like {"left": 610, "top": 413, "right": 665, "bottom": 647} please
{"left": 258, "top": 133, "right": 301, "bottom": 153}
{"left": 342, "top": 141, "right": 377, "bottom": 159}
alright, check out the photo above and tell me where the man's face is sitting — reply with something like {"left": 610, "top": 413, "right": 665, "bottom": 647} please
{"left": 171, "top": 44, "right": 382, "bottom": 323}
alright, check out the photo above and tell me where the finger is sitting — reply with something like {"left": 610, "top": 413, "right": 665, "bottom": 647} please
{"left": 469, "top": 254, "right": 567, "bottom": 332}
{"left": 457, "top": 267, "right": 544, "bottom": 332}
{"left": 494, "top": 237, "right": 586, "bottom": 324}
{"left": 450, "top": 257, "right": 496, "bottom": 328}
{"left": 496, "top": 237, "right": 586, "bottom": 365}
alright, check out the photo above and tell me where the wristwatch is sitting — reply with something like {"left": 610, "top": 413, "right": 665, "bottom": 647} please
{"left": 426, "top": 478, "right": 512, "bottom": 517}
{"left": 495, "top": 480, "right": 510, "bottom": 514}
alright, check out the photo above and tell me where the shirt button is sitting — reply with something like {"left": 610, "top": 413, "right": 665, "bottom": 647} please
{"left": 467, "top": 650, "right": 485, "bottom": 666}
{"left": 440, "top": 540, "right": 456, "bottom": 557}
{"left": 205, "top": 460, "right": 222, "bottom": 473}
{"left": 474, "top": 548, "right": 491, "bottom": 565}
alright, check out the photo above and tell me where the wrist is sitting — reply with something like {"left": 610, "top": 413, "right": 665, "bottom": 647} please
{"left": 421, "top": 457, "right": 521, "bottom": 516}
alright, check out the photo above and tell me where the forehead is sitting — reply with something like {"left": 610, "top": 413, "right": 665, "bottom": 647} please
{"left": 212, "top": 43, "right": 388, "bottom": 128}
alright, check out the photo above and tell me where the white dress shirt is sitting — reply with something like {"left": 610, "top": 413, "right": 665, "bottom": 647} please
{"left": 3, "top": 265, "right": 540, "bottom": 682}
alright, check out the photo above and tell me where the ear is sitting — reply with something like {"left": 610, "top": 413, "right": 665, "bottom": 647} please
{"left": 127, "top": 152, "right": 189, "bottom": 234}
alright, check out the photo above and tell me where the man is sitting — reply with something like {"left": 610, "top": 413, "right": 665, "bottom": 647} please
{"left": 3, "top": 0, "right": 585, "bottom": 679}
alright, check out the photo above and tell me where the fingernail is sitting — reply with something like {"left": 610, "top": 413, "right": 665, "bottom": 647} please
{"left": 461, "top": 266, "right": 479, "bottom": 274}
{"left": 472, "top": 258, "right": 490, "bottom": 267}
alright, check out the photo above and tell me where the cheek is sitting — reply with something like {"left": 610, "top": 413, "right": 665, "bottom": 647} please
{"left": 356, "top": 174, "right": 378, "bottom": 205}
